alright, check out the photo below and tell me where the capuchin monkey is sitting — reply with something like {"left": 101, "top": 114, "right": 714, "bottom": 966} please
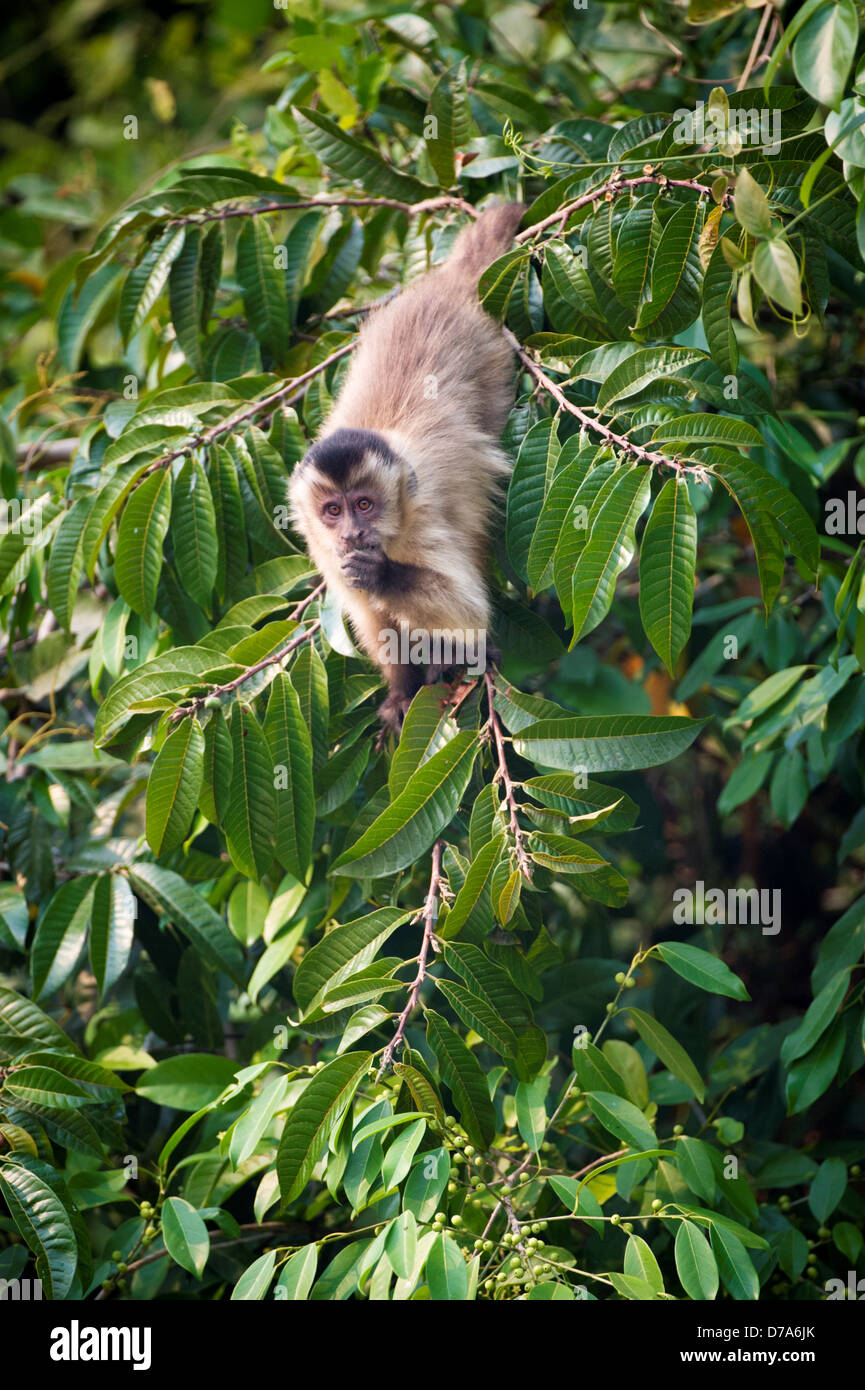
{"left": 289, "top": 202, "right": 524, "bottom": 730}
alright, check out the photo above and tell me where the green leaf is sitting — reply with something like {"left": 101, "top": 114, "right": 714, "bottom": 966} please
{"left": 506, "top": 418, "right": 559, "bottom": 583}
{"left": 435, "top": 978, "right": 519, "bottom": 1058}
{"left": 264, "top": 674, "right": 314, "bottom": 881}
{"left": 676, "top": 1136, "right": 717, "bottom": 1202}
{"left": 231, "top": 1248, "right": 276, "bottom": 1300}
{"left": 115, "top": 469, "right": 173, "bottom": 619}
{"left": 119, "top": 228, "right": 186, "bottom": 342}
{"left": 634, "top": 199, "right": 704, "bottom": 337}
{"left": 32, "top": 877, "right": 96, "bottom": 1000}
{"left": 441, "top": 837, "right": 502, "bottom": 944}
{"left": 653, "top": 941, "right": 750, "bottom": 1001}
{"left": 45, "top": 498, "right": 91, "bottom": 632}
{"left": 526, "top": 446, "right": 596, "bottom": 591}
{"left": 276, "top": 1051, "right": 372, "bottom": 1202}
{"left": 146, "top": 718, "right": 205, "bottom": 856}
{"left": 276, "top": 1243, "right": 318, "bottom": 1300}
{"left": 427, "top": 61, "right": 473, "bottom": 186}
{"left": 88, "top": 873, "right": 136, "bottom": 1002}
{"left": 426, "top": 1231, "right": 469, "bottom": 1300}
{"left": 781, "top": 968, "right": 850, "bottom": 1064}
{"left": 402, "top": 1147, "right": 451, "bottom": 1222}
{"left": 571, "top": 464, "right": 651, "bottom": 643}
{"left": 128, "top": 863, "right": 245, "bottom": 985}
{"left": 224, "top": 703, "right": 276, "bottom": 882}
{"left": 624, "top": 1234, "right": 665, "bottom": 1295}
{"left": 626, "top": 1008, "right": 705, "bottom": 1102}
{"left": 702, "top": 239, "right": 738, "bottom": 375}
{"left": 734, "top": 168, "right": 772, "bottom": 238}
{"left": 426, "top": 1010, "right": 496, "bottom": 1150}
{"left": 808, "top": 1157, "right": 847, "bottom": 1224}
{"left": 793, "top": 0, "right": 858, "bottom": 111}
{"left": 710, "top": 1224, "right": 759, "bottom": 1300}
{"left": 293, "top": 907, "right": 411, "bottom": 1015}
{"left": 385, "top": 1210, "right": 418, "bottom": 1279}
{"left": 389, "top": 687, "right": 458, "bottom": 800}
{"left": 513, "top": 713, "right": 706, "bottom": 773}
{"left": 515, "top": 1075, "right": 549, "bottom": 1152}
{"left": 753, "top": 238, "right": 803, "bottom": 316}
{"left": 162, "top": 1196, "right": 210, "bottom": 1278}
{"left": 785, "top": 1017, "right": 845, "bottom": 1114}
{"left": 235, "top": 219, "right": 289, "bottom": 365}
{"left": 639, "top": 477, "right": 697, "bottom": 674}
{"left": 0, "top": 1162, "right": 77, "bottom": 1299}
{"left": 294, "top": 107, "right": 432, "bottom": 202}
{"left": 675, "top": 1219, "right": 719, "bottom": 1301}
{"left": 140, "top": 1054, "right": 237, "bottom": 1113}
{"left": 584, "top": 1091, "right": 657, "bottom": 1150}
{"left": 172, "top": 457, "right": 218, "bottom": 610}
{"left": 168, "top": 226, "right": 207, "bottom": 373}
{"left": 707, "top": 447, "right": 819, "bottom": 575}
{"left": 331, "top": 732, "right": 478, "bottom": 877}
{"left": 596, "top": 347, "right": 708, "bottom": 411}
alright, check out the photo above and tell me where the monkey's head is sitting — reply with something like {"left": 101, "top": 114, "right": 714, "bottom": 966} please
{"left": 290, "top": 427, "right": 413, "bottom": 557}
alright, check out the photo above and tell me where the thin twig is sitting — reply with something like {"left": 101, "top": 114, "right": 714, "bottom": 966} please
{"left": 515, "top": 173, "right": 729, "bottom": 245}
{"left": 166, "top": 194, "right": 479, "bottom": 230}
{"left": 169, "top": 620, "right": 321, "bottom": 722}
{"left": 483, "top": 670, "right": 533, "bottom": 881}
{"left": 737, "top": 3, "right": 774, "bottom": 91}
{"left": 378, "top": 839, "right": 443, "bottom": 1074}
{"left": 94, "top": 1223, "right": 293, "bottom": 1299}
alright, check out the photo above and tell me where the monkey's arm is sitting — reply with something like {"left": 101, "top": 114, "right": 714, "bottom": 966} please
{"left": 341, "top": 546, "right": 486, "bottom": 632}
{"left": 341, "top": 547, "right": 423, "bottom": 597}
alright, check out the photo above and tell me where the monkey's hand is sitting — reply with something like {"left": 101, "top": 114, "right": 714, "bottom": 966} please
{"left": 341, "top": 545, "right": 388, "bottom": 592}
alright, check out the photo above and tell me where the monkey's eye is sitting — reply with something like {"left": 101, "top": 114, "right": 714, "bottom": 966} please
{"left": 324, "top": 502, "right": 341, "bottom": 518}
{"left": 356, "top": 497, "right": 373, "bottom": 512}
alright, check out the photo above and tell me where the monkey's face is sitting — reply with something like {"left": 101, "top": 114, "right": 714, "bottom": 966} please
{"left": 290, "top": 428, "right": 407, "bottom": 557}
{"left": 317, "top": 484, "right": 386, "bottom": 556}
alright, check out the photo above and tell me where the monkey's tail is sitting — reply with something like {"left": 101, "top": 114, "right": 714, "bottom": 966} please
{"left": 444, "top": 202, "right": 524, "bottom": 285}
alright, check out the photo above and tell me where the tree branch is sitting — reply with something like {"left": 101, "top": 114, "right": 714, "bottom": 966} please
{"left": 166, "top": 194, "right": 479, "bottom": 230}
{"left": 483, "top": 670, "right": 533, "bottom": 881}
{"left": 378, "top": 839, "right": 443, "bottom": 1075}
{"left": 515, "top": 172, "right": 730, "bottom": 245}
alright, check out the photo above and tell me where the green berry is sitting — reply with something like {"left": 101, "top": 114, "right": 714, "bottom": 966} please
{"left": 112, "top": 1251, "right": 123, "bottom": 1263}
{"left": 452, "top": 1214, "right": 463, "bottom": 1228}
{"left": 611, "top": 1213, "right": 621, "bottom": 1226}
{"left": 673, "top": 1124, "right": 684, "bottom": 1136}
{"left": 651, "top": 1199, "right": 662, "bottom": 1211}
{"left": 615, "top": 972, "right": 625, "bottom": 984}
{"left": 623, "top": 1223, "right": 634, "bottom": 1234}
{"left": 851, "top": 1165, "right": 861, "bottom": 1177}
{"left": 624, "top": 977, "right": 636, "bottom": 989}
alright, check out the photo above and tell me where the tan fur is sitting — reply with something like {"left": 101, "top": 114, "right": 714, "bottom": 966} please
{"left": 290, "top": 203, "right": 523, "bottom": 720}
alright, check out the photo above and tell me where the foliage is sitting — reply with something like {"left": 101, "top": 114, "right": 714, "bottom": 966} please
{"left": 2, "top": 0, "right": 865, "bottom": 1303}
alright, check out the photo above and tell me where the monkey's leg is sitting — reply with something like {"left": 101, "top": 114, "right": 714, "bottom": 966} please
{"left": 379, "top": 660, "right": 424, "bottom": 730}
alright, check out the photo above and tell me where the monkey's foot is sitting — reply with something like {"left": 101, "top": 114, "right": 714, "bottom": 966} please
{"left": 378, "top": 690, "right": 413, "bottom": 732}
